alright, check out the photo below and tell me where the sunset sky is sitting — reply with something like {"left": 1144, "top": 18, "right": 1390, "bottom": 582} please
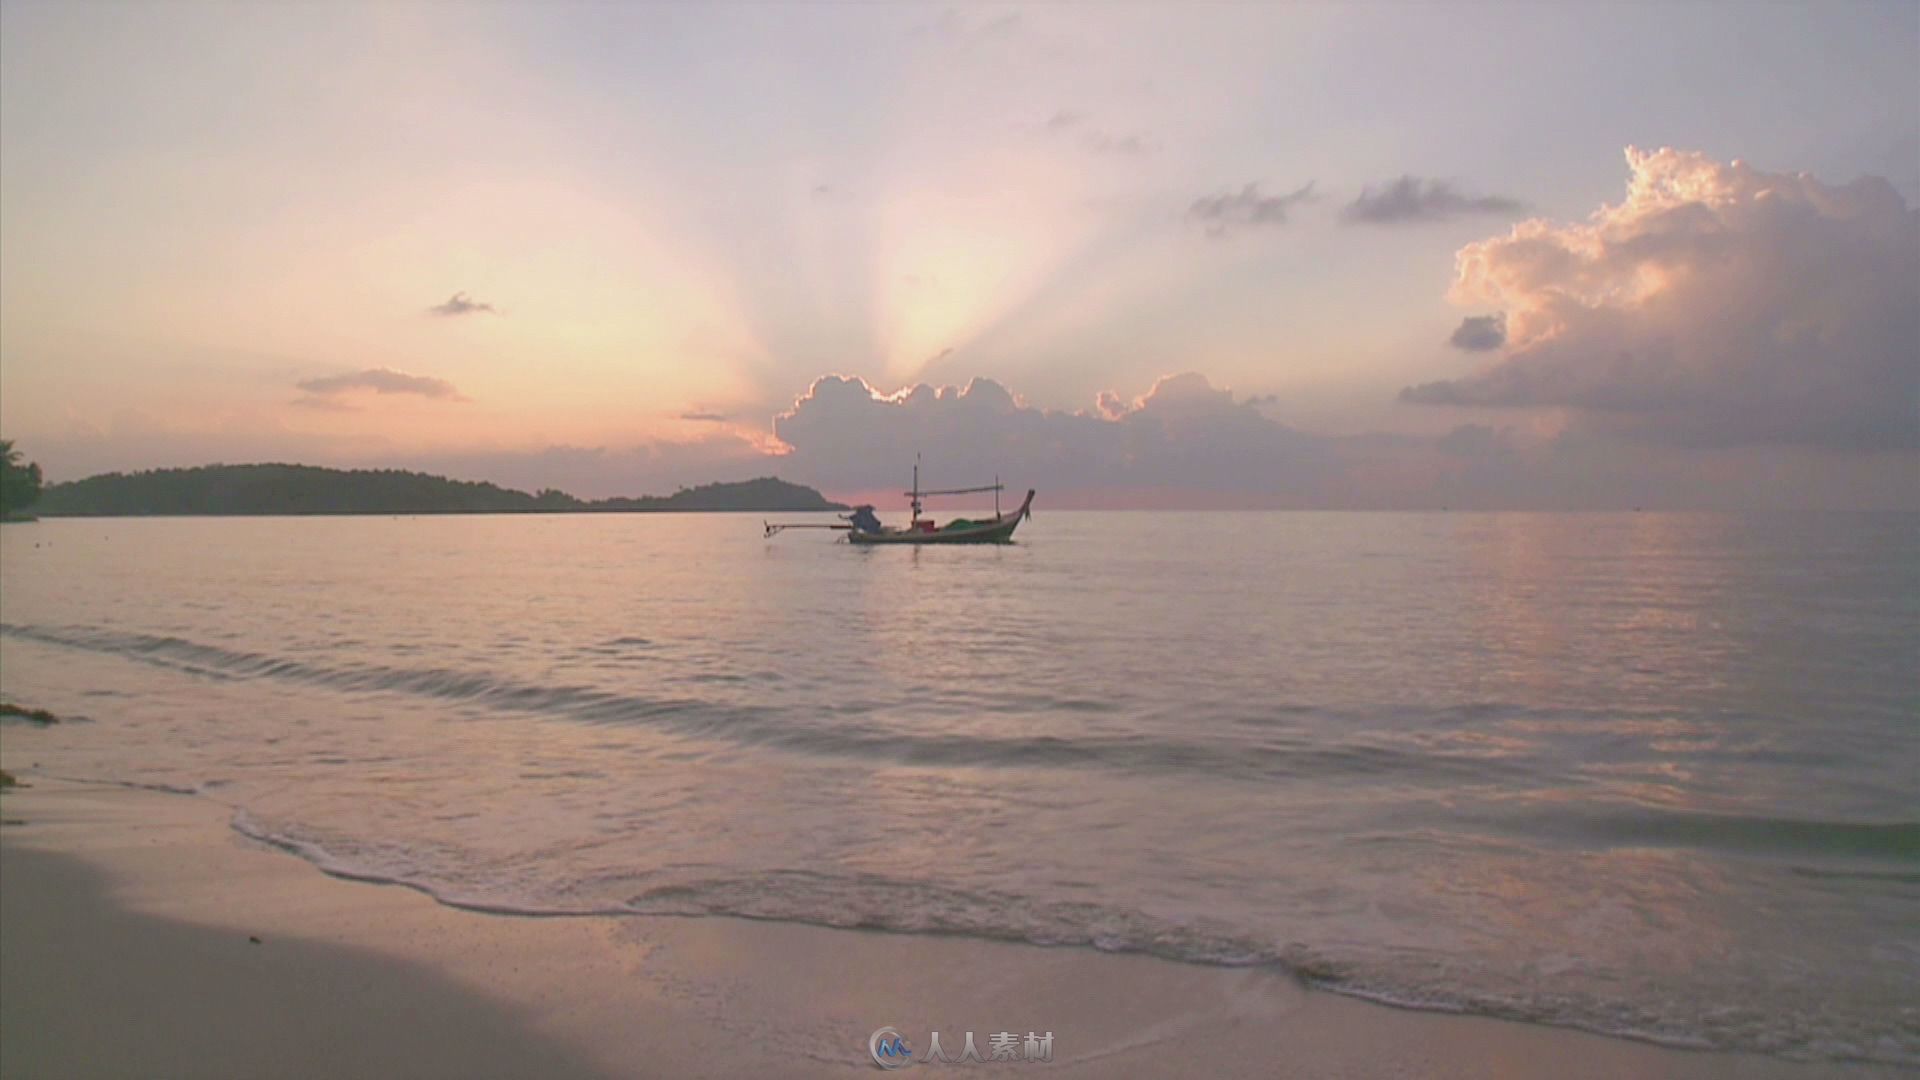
{"left": 2, "top": 2, "right": 1915, "bottom": 508}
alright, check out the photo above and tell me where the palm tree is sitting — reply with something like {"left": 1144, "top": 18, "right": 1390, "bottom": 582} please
{"left": 0, "top": 438, "right": 44, "bottom": 517}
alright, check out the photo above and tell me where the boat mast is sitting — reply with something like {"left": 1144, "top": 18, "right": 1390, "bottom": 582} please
{"left": 903, "top": 456, "right": 1003, "bottom": 526}
{"left": 911, "top": 454, "right": 923, "bottom": 524}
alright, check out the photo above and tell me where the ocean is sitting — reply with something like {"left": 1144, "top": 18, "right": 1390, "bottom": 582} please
{"left": 2, "top": 511, "right": 1915, "bottom": 1065}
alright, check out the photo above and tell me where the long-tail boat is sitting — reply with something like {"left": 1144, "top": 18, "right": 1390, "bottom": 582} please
{"left": 765, "top": 462, "right": 1034, "bottom": 545}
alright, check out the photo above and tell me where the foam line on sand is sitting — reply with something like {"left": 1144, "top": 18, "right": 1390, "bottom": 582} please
{"left": 0, "top": 776, "right": 1903, "bottom": 1079}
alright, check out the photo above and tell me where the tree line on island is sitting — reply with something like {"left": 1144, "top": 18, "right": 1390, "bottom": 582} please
{"left": 1, "top": 456, "right": 848, "bottom": 517}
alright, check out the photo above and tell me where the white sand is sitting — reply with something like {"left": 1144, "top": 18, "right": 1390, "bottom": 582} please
{"left": 0, "top": 775, "right": 1902, "bottom": 1079}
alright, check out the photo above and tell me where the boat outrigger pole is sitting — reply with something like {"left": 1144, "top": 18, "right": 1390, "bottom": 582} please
{"left": 763, "top": 521, "right": 852, "bottom": 538}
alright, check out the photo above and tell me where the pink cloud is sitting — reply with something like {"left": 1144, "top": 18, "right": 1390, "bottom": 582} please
{"left": 1404, "top": 147, "right": 1920, "bottom": 449}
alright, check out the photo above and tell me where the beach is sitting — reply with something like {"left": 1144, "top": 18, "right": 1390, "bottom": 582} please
{"left": 1, "top": 773, "right": 1902, "bottom": 1079}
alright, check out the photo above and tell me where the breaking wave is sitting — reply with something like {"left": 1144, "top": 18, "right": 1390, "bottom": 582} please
{"left": 225, "top": 809, "right": 1919, "bottom": 1067}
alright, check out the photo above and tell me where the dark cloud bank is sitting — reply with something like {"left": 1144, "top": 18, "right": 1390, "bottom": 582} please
{"left": 1187, "top": 182, "right": 1317, "bottom": 236}
{"left": 1345, "top": 176, "right": 1526, "bottom": 224}
{"left": 744, "top": 370, "right": 1913, "bottom": 510}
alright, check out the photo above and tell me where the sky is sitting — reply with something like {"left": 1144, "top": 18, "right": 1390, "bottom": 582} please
{"left": 1, "top": 1, "right": 1915, "bottom": 509}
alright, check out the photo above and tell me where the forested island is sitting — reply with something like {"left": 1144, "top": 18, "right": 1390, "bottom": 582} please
{"left": 32, "top": 465, "right": 847, "bottom": 517}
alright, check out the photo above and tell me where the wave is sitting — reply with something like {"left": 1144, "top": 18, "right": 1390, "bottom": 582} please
{"left": 1, "top": 621, "right": 1541, "bottom": 785}
{"left": 225, "top": 809, "right": 1919, "bottom": 1068}
{"left": 230, "top": 811, "right": 627, "bottom": 917}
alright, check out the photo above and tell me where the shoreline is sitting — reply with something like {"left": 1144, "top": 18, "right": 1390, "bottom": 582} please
{"left": 1, "top": 774, "right": 1903, "bottom": 1078}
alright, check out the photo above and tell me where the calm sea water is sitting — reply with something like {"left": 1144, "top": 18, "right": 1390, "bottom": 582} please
{"left": 2, "top": 512, "right": 1916, "bottom": 1063}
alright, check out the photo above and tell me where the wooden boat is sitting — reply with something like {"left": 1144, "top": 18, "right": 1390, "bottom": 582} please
{"left": 765, "top": 463, "right": 1035, "bottom": 545}
{"left": 846, "top": 488, "right": 1035, "bottom": 545}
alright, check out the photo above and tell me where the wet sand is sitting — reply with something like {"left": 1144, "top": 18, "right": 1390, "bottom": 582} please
{"left": 0, "top": 775, "right": 1902, "bottom": 1079}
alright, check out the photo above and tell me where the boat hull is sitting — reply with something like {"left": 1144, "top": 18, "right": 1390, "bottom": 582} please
{"left": 847, "top": 490, "right": 1034, "bottom": 545}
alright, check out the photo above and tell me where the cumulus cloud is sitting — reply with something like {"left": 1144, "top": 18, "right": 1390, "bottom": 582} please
{"left": 1345, "top": 176, "right": 1525, "bottom": 224}
{"left": 1105, "top": 371, "right": 1234, "bottom": 418}
{"left": 427, "top": 291, "right": 497, "bottom": 317}
{"left": 762, "top": 370, "right": 1916, "bottom": 508}
{"left": 769, "top": 372, "right": 1345, "bottom": 497}
{"left": 296, "top": 368, "right": 467, "bottom": 401}
{"left": 1448, "top": 313, "right": 1507, "bottom": 352}
{"left": 1403, "top": 147, "right": 1920, "bottom": 450}
{"left": 746, "top": 368, "right": 1913, "bottom": 509}
{"left": 1187, "top": 182, "right": 1316, "bottom": 236}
